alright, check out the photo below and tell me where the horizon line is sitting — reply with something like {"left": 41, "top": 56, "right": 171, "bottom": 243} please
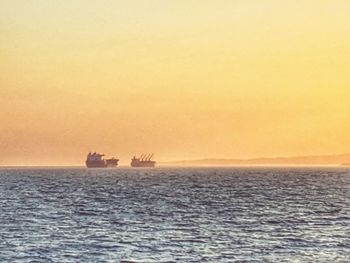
{"left": 1, "top": 152, "right": 350, "bottom": 167}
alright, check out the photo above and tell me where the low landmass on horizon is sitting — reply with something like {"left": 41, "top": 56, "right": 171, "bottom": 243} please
{"left": 163, "top": 153, "right": 350, "bottom": 166}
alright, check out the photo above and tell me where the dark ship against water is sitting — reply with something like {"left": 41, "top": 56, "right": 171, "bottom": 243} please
{"left": 131, "top": 154, "right": 156, "bottom": 167}
{"left": 85, "top": 152, "right": 119, "bottom": 168}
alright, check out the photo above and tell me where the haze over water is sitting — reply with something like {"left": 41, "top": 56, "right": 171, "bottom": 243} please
{"left": 1, "top": 167, "right": 349, "bottom": 262}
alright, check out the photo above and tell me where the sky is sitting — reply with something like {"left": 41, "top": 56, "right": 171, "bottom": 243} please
{"left": 1, "top": 0, "right": 350, "bottom": 165}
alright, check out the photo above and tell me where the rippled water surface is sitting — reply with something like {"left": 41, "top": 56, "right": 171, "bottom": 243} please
{"left": 0, "top": 167, "right": 350, "bottom": 262}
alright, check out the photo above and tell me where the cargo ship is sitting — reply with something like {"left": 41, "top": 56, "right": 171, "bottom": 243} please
{"left": 131, "top": 154, "right": 156, "bottom": 167}
{"left": 85, "top": 152, "right": 119, "bottom": 168}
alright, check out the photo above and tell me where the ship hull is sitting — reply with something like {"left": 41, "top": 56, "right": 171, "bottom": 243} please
{"left": 86, "top": 160, "right": 119, "bottom": 168}
{"left": 130, "top": 161, "right": 156, "bottom": 168}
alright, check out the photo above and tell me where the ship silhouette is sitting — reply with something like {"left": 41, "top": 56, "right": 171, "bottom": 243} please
{"left": 85, "top": 152, "right": 119, "bottom": 168}
{"left": 131, "top": 154, "right": 156, "bottom": 167}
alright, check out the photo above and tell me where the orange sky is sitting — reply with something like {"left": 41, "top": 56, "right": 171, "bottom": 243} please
{"left": 1, "top": 0, "right": 350, "bottom": 165}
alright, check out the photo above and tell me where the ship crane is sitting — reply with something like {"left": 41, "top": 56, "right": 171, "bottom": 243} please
{"left": 147, "top": 153, "right": 153, "bottom": 161}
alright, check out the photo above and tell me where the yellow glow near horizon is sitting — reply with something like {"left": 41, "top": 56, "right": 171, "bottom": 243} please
{"left": 1, "top": 0, "right": 350, "bottom": 165}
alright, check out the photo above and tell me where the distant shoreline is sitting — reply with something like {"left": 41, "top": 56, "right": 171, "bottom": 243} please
{"left": 163, "top": 153, "right": 350, "bottom": 166}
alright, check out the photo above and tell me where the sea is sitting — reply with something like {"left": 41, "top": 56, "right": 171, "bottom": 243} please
{"left": 0, "top": 167, "right": 349, "bottom": 262}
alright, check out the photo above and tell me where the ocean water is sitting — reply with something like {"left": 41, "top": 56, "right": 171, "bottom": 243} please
{"left": 0, "top": 167, "right": 349, "bottom": 262}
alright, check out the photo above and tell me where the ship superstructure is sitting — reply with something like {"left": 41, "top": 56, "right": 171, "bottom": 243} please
{"left": 131, "top": 154, "right": 156, "bottom": 167}
{"left": 85, "top": 152, "right": 119, "bottom": 168}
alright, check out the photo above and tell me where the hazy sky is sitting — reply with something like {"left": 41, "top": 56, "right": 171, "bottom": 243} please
{"left": 1, "top": 0, "right": 350, "bottom": 165}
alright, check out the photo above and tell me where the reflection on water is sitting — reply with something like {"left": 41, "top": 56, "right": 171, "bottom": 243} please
{"left": 0, "top": 167, "right": 349, "bottom": 262}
